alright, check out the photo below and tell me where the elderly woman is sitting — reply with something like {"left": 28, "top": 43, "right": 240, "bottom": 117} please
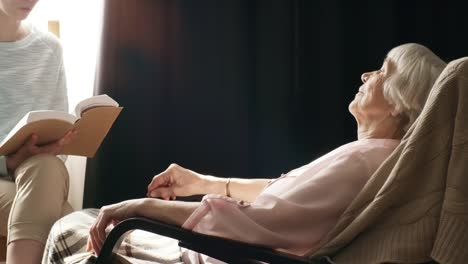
{"left": 42, "top": 43, "right": 446, "bottom": 264}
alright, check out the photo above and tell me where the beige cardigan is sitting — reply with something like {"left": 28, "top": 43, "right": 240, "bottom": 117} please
{"left": 310, "top": 57, "right": 468, "bottom": 264}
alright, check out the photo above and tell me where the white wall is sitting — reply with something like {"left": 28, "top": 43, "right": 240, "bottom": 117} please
{"left": 27, "top": 0, "right": 104, "bottom": 210}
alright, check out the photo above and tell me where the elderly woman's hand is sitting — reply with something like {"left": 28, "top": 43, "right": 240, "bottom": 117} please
{"left": 87, "top": 198, "right": 146, "bottom": 256}
{"left": 87, "top": 197, "right": 200, "bottom": 256}
{"left": 146, "top": 163, "right": 206, "bottom": 199}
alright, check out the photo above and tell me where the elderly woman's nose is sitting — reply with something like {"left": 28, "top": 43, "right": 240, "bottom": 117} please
{"left": 361, "top": 72, "right": 371, "bottom": 83}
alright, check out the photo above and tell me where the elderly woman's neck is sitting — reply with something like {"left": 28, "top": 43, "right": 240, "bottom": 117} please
{"left": 357, "top": 118, "right": 404, "bottom": 140}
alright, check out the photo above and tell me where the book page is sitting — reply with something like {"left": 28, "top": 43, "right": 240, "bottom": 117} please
{"left": 0, "top": 119, "right": 75, "bottom": 156}
{"left": 74, "top": 94, "right": 119, "bottom": 117}
{"left": 0, "top": 110, "right": 77, "bottom": 148}
{"left": 26, "top": 110, "right": 78, "bottom": 124}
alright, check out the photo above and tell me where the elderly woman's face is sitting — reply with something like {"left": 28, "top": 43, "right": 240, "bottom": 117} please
{"left": 349, "top": 59, "right": 395, "bottom": 122}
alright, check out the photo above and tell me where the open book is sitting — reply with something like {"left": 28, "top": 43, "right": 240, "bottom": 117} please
{"left": 0, "top": 94, "right": 123, "bottom": 157}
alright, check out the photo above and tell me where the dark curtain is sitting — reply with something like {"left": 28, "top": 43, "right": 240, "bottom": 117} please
{"left": 84, "top": 0, "right": 468, "bottom": 207}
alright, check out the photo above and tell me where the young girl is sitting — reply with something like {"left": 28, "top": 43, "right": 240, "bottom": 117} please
{"left": 0, "top": 0, "right": 76, "bottom": 263}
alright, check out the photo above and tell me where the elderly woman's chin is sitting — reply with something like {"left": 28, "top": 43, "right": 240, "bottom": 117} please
{"left": 348, "top": 99, "right": 359, "bottom": 118}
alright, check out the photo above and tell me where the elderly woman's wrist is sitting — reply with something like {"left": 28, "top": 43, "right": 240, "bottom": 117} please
{"left": 137, "top": 198, "right": 158, "bottom": 217}
{"left": 202, "top": 175, "right": 227, "bottom": 195}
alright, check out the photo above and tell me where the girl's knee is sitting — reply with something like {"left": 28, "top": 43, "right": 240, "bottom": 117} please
{"left": 14, "top": 154, "right": 69, "bottom": 186}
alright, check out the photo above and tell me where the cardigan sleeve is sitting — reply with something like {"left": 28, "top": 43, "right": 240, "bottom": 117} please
{"left": 182, "top": 151, "right": 373, "bottom": 255}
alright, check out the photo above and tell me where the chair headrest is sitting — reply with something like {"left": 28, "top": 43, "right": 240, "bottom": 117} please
{"left": 401, "top": 57, "right": 468, "bottom": 140}
{"left": 438, "top": 57, "right": 468, "bottom": 83}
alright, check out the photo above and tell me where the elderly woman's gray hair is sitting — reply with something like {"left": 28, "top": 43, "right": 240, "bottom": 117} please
{"left": 383, "top": 43, "right": 446, "bottom": 132}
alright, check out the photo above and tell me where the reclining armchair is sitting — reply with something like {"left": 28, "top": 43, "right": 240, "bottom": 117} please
{"left": 95, "top": 57, "right": 468, "bottom": 264}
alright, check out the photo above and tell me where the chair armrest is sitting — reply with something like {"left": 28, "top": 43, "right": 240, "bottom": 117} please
{"left": 95, "top": 217, "right": 324, "bottom": 264}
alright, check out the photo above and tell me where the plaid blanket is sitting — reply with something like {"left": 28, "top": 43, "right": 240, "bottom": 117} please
{"left": 42, "top": 209, "right": 184, "bottom": 264}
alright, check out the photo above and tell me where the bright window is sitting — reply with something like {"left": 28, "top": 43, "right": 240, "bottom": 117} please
{"left": 27, "top": 0, "right": 105, "bottom": 210}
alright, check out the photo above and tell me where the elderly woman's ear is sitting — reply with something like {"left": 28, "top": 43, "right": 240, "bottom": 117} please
{"left": 390, "top": 108, "right": 401, "bottom": 117}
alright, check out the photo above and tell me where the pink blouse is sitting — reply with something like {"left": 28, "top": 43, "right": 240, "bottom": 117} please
{"left": 182, "top": 139, "right": 399, "bottom": 262}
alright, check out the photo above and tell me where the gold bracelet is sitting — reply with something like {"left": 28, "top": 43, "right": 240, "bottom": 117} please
{"left": 225, "top": 178, "right": 231, "bottom": 197}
